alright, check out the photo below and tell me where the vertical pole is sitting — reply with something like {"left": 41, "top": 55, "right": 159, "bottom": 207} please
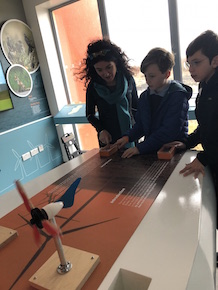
{"left": 51, "top": 217, "right": 72, "bottom": 274}
{"left": 97, "top": 0, "right": 110, "bottom": 37}
{"left": 168, "top": 0, "right": 182, "bottom": 81}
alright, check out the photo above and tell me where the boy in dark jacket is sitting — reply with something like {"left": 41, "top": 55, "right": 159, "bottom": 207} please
{"left": 165, "top": 30, "right": 218, "bottom": 264}
{"left": 116, "top": 47, "right": 192, "bottom": 158}
{"left": 166, "top": 30, "right": 218, "bottom": 195}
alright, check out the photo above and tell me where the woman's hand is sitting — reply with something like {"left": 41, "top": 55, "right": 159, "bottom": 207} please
{"left": 99, "top": 130, "right": 112, "bottom": 145}
{"left": 180, "top": 158, "right": 205, "bottom": 178}
{"left": 121, "top": 147, "right": 139, "bottom": 158}
{"left": 116, "top": 136, "right": 129, "bottom": 149}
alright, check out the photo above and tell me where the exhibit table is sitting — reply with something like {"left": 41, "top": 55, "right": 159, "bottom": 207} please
{"left": 98, "top": 150, "right": 216, "bottom": 290}
{"left": 0, "top": 149, "right": 216, "bottom": 290}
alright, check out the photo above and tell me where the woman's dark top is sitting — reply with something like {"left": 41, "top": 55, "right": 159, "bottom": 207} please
{"left": 86, "top": 75, "right": 138, "bottom": 144}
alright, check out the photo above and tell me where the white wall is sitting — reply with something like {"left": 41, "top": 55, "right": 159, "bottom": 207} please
{"left": 22, "top": 0, "right": 69, "bottom": 115}
{"left": 0, "top": 0, "right": 26, "bottom": 24}
{"left": 0, "top": 0, "right": 64, "bottom": 195}
{"left": 22, "top": 0, "right": 77, "bottom": 161}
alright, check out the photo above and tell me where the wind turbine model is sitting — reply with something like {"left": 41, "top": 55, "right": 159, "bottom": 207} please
{"left": 16, "top": 180, "right": 71, "bottom": 272}
{"left": 15, "top": 178, "right": 100, "bottom": 290}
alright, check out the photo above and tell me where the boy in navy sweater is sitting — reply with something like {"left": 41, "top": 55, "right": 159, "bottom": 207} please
{"left": 116, "top": 47, "right": 192, "bottom": 158}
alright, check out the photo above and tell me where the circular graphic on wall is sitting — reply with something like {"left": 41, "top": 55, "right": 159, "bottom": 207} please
{"left": 0, "top": 19, "right": 39, "bottom": 74}
{"left": 6, "top": 64, "right": 33, "bottom": 97}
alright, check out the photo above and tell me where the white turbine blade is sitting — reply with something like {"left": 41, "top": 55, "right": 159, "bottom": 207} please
{"left": 42, "top": 201, "right": 64, "bottom": 219}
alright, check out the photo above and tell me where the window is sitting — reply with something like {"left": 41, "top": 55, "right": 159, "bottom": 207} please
{"left": 177, "top": 0, "right": 218, "bottom": 136}
{"left": 177, "top": 0, "right": 218, "bottom": 103}
{"left": 51, "top": 0, "right": 218, "bottom": 150}
{"left": 104, "top": 0, "right": 172, "bottom": 96}
{"left": 51, "top": 0, "right": 103, "bottom": 150}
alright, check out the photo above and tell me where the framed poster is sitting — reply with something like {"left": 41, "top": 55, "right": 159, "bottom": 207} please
{"left": 0, "top": 19, "right": 39, "bottom": 74}
{"left": 6, "top": 64, "right": 33, "bottom": 97}
{"left": 0, "top": 62, "right": 13, "bottom": 111}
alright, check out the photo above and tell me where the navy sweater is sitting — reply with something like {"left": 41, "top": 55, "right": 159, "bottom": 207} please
{"left": 127, "top": 81, "right": 192, "bottom": 154}
{"left": 186, "top": 70, "right": 218, "bottom": 169}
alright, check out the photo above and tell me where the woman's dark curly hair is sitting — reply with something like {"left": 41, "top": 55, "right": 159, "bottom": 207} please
{"left": 78, "top": 38, "right": 133, "bottom": 87}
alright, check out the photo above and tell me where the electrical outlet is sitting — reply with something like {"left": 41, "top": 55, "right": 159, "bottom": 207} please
{"left": 30, "top": 148, "right": 39, "bottom": 156}
{"left": 22, "top": 152, "right": 31, "bottom": 161}
{"left": 38, "top": 144, "right": 44, "bottom": 152}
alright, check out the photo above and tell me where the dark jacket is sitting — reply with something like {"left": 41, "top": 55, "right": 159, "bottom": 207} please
{"left": 86, "top": 75, "right": 138, "bottom": 144}
{"left": 185, "top": 70, "right": 218, "bottom": 172}
{"left": 127, "top": 81, "right": 192, "bottom": 154}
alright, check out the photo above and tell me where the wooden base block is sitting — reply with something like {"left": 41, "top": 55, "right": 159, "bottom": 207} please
{"left": 0, "top": 226, "right": 18, "bottom": 249}
{"left": 99, "top": 145, "right": 118, "bottom": 157}
{"left": 29, "top": 245, "right": 100, "bottom": 290}
{"left": 157, "top": 145, "right": 176, "bottom": 160}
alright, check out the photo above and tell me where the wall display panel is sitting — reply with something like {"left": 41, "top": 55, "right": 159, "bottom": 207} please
{"left": 6, "top": 64, "right": 33, "bottom": 97}
{"left": 0, "top": 117, "right": 63, "bottom": 196}
{"left": 0, "top": 49, "right": 50, "bottom": 133}
{"left": 0, "top": 61, "right": 13, "bottom": 111}
{"left": 0, "top": 19, "right": 39, "bottom": 74}
{"left": 0, "top": 18, "right": 50, "bottom": 133}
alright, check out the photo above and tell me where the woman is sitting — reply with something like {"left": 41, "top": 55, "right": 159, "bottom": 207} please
{"left": 79, "top": 38, "right": 138, "bottom": 147}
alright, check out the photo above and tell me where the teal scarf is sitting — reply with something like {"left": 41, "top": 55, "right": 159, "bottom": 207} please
{"left": 94, "top": 72, "right": 132, "bottom": 139}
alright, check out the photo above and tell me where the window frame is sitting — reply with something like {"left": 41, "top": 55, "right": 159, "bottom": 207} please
{"left": 49, "top": 0, "right": 109, "bottom": 104}
{"left": 49, "top": 0, "right": 195, "bottom": 122}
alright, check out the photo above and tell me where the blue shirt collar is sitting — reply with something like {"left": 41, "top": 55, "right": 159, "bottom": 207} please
{"left": 149, "top": 81, "right": 171, "bottom": 97}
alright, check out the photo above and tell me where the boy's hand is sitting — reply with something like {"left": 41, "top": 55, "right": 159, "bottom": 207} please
{"left": 180, "top": 158, "right": 205, "bottom": 178}
{"left": 116, "top": 136, "right": 129, "bottom": 149}
{"left": 99, "top": 130, "right": 112, "bottom": 145}
{"left": 164, "top": 141, "right": 186, "bottom": 150}
{"left": 121, "top": 147, "right": 139, "bottom": 158}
